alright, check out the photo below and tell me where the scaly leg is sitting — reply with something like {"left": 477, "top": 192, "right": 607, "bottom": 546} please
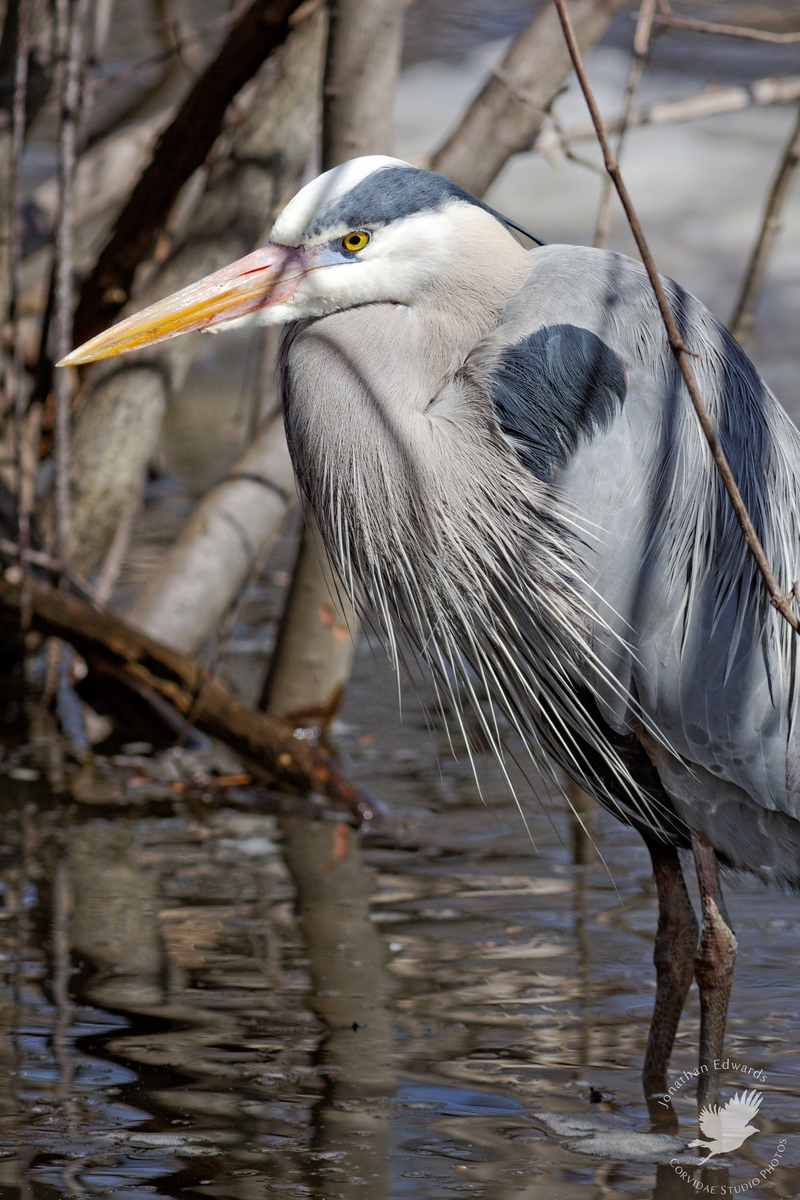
{"left": 692, "top": 832, "right": 737, "bottom": 1108}
{"left": 642, "top": 838, "right": 698, "bottom": 1115}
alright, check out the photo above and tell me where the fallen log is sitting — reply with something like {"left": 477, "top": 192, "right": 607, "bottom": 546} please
{"left": 0, "top": 575, "right": 390, "bottom": 830}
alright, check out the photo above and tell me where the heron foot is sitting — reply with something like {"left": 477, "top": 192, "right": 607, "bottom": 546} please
{"left": 642, "top": 839, "right": 698, "bottom": 1113}
{"left": 692, "top": 832, "right": 737, "bottom": 1110}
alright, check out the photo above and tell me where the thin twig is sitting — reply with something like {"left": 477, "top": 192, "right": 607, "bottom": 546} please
{"left": 19, "top": 402, "right": 42, "bottom": 613}
{"left": 653, "top": 13, "right": 800, "bottom": 45}
{"left": 729, "top": 104, "right": 800, "bottom": 345}
{"left": 10, "top": 0, "right": 31, "bottom": 631}
{"left": 547, "top": 108, "right": 606, "bottom": 176}
{"left": 552, "top": 0, "right": 800, "bottom": 634}
{"left": 594, "top": 0, "right": 655, "bottom": 248}
{"left": 546, "top": 75, "right": 800, "bottom": 150}
{"left": 0, "top": 536, "right": 102, "bottom": 608}
{"left": 53, "top": 0, "right": 91, "bottom": 565}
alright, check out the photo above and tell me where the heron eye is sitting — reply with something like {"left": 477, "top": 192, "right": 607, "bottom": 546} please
{"left": 341, "top": 230, "right": 370, "bottom": 253}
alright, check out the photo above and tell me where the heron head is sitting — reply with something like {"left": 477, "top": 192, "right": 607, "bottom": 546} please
{"left": 58, "top": 156, "right": 530, "bottom": 366}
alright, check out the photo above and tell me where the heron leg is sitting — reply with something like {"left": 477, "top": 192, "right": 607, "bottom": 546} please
{"left": 642, "top": 838, "right": 698, "bottom": 1115}
{"left": 692, "top": 831, "right": 737, "bottom": 1109}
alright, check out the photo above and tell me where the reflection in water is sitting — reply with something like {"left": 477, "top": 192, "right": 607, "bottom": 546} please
{"left": 282, "top": 817, "right": 394, "bottom": 1199}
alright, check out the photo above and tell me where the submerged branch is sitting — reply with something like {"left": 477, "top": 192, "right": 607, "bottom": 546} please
{"left": 0, "top": 574, "right": 391, "bottom": 828}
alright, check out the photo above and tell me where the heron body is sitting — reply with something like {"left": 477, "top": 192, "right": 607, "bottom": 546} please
{"left": 61, "top": 154, "right": 800, "bottom": 1110}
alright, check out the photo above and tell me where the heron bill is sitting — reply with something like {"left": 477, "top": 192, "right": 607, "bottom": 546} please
{"left": 56, "top": 243, "right": 309, "bottom": 367}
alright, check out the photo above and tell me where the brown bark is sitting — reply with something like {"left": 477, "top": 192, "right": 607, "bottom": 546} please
{"left": 429, "top": 0, "right": 624, "bottom": 198}
{"left": 72, "top": 0, "right": 303, "bottom": 349}
{"left": 0, "top": 573, "right": 384, "bottom": 824}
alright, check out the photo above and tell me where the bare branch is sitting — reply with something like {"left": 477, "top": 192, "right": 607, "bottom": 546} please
{"left": 86, "top": 8, "right": 236, "bottom": 96}
{"left": 76, "top": 0, "right": 115, "bottom": 135}
{"left": 552, "top": 0, "right": 800, "bottom": 635}
{"left": 653, "top": 13, "right": 800, "bottom": 45}
{"left": 594, "top": 0, "right": 655, "bottom": 248}
{"left": 53, "top": 0, "right": 91, "bottom": 563}
{"left": 177, "top": 501, "right": 292, "bottom": 745}
{"left": 72, "top": 0, "right": 303, "bottom": 349}
{"left": 429, "top": 0, "right": 624, "bottom": 199}
{"left": 66, "top": 7, "right": 325, "bottom": 581}
{"left": 729, "top": 104, "right": 800, "bottom": 345}
{"left": 544, "top": 74, "right": 800, "bottom": 153}
{"left": 9, "top": 0, "right": 31, "bottom": 629}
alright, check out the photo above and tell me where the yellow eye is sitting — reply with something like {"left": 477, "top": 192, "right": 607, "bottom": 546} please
{"left": 342, "top": 230, "right": 370, "bottom": 252}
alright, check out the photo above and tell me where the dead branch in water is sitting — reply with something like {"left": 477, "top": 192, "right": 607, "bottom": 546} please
{"left": 0, "top": 574, "right": 391, "bottom": 829}
{"left": 729, "top": 105, "right": 800, "bottom": 345}
{"left": 553, "top": 0, "right": 800, "bottom": 635}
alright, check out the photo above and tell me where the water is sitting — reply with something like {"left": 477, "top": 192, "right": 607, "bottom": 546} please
{"left": 2, "top": 660, "right": 800, "bottom": 1197}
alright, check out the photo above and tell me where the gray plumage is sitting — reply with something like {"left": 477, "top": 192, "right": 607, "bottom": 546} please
{"left": 279, "top": 215, "right": 800, "bottom": 890}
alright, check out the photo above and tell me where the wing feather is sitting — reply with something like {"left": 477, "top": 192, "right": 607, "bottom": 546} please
{"left": 479, "top": 244, "right": 800, "bottom": 880}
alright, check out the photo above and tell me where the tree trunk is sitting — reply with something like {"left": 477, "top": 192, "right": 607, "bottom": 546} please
{"left": 127, "top": 415, "right": 295, "bottom": 655}
{"left": 259, "top": 514, "right": 354, "bottom": 726}
{"left": 321, "top": 0, "right": 405, "bottom": 167}
{"left": 261, "top": 0, "right": 406, "bottom": 730}
{"left": 430, "top": 0, "right": 624, "bottom": 198}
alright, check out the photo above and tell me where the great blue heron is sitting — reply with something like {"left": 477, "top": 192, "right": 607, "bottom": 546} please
{"left": 61, "top": 155, "right": 800, "bottom": 1112}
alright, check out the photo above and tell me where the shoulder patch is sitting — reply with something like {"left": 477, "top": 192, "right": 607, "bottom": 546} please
{"left": 491, "top": 324, "right": 627, "bottom": 481}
